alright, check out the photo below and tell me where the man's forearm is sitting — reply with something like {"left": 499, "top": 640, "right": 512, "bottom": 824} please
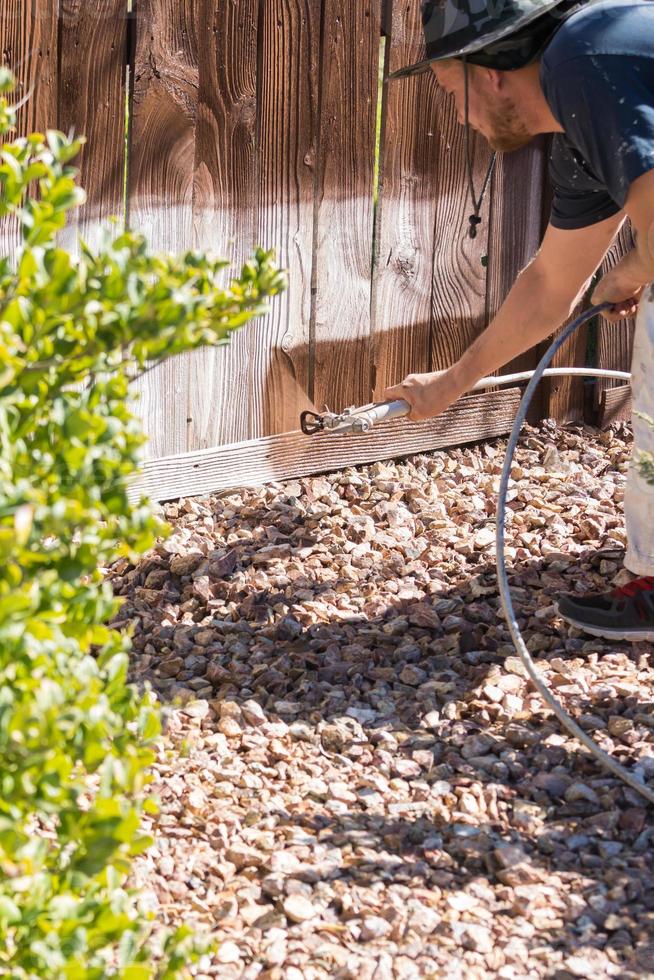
{"left": 449, "top": 261, "right": 579, "bottom": 395}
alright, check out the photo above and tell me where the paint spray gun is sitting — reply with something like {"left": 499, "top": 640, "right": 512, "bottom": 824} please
{"left": 300, "top": 400, "right": 410, "bottom": 435}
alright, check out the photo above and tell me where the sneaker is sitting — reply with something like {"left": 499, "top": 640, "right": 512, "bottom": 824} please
{"left": 557, "top": 576, "right": 654, "bottom": 642}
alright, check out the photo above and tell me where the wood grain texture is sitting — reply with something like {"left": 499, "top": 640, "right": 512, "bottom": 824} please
{"left": 128, "top": 0, "right": 198, "bottom": 459}
{"left": 58, "top": 0, "right": 127, "bottom": 253}
{"left": 0, "top": 0, "right": 58, "bottom": 256}
{"left": 187, "top": 0, "right": 260, "bottom": 448}
{"left": 311, "top": 0, "right": 380, "bottom": 413}
{"left": 598, "top": 384, "right": 631, "bottom": 429}
{"left": 596, "top": 221, "right": 636, "bottom": 400}
{"left": 130, "top": 387, "right": 522, "bottom": 502}
{"left": 0, "top": 1, "right": 58, "bottom": 134}
{"left": 371, "top": 0, "right": 441, "bottom": 399}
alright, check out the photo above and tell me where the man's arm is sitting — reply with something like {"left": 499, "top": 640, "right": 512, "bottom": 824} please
{"left": 385, "top": 211, "right": 626, "bottom": 420}
{"left": 592, "top": 168, "right": 654, "bottom": 314}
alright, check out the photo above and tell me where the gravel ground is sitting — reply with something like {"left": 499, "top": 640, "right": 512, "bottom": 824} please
{"left": 111, "top": 420, "right": 654, "bottom": 980}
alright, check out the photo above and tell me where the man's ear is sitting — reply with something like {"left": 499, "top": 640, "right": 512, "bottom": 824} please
{"left": 485, "top": 68, "right": 504, "bottom": 93}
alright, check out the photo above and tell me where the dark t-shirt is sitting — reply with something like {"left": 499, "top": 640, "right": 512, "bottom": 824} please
{"left": 539, "top": 0, "right": 654, "bottom": 229}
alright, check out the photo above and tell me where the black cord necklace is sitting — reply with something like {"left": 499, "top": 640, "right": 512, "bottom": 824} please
{"left": 463, "top": 57, "right": 497, "bottom": 240}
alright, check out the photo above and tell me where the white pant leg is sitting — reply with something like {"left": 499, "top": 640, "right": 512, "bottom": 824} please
{"left": 624, "top": 283, "right": 654, "bottom": 576}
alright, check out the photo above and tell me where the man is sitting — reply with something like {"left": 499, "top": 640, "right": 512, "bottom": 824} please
{"left": 385, "top": 0, "right": 654, "bottom": 642}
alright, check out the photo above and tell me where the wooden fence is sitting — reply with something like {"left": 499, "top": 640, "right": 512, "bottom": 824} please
{"left": 2, "top": 1, "right": 634, "bottom": 500}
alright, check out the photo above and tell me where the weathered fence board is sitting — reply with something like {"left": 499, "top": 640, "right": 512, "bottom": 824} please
{"left": 189, "top": 0, "right": 260, "bottom": 448}
{"left": 1, "top": 2, "right": 126, "bottom": 248}
{"left": 594, "top": 220, "right": 635, "bottom": 431}
{"left": 58, "top": 1, "right": 127, "bottom": 252}
{"left": 1, "top": 1, "right": 58, "bottom": 143}
{"left": 311, "top": 0, "right": 381, "bottom": 414}
{"left": 371, "top": 0, "right": 440, "bottom": 400}
{"left": 187, "top": 0, "right": 261, "bottom": 448}
{"left": 598, "top": 384, "right": 631, "bottom": 429}
{"left": 0, "top": 1, "right": 59, "bottom": 256}
{"left": 128, "top": 0, "right": 198, "bottom": 458}
{"left": 250, "top": 0, "right": 321, "bottom": 437}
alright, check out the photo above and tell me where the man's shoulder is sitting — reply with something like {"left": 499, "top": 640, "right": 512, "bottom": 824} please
{"left": 543, "top": 0, "right": 654, "bottom": 71}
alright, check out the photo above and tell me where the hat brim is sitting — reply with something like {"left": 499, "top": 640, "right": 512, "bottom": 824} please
{"left": 387, "top": 34, "right": 489, "bottom": 81}
{"left": 388, "top": 57, "right": 435, "bottom": 81}
{"left": 386, "top": 44, "right": 482, "bottom": 82}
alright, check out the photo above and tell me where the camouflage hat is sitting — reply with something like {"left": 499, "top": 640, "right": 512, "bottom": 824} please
{"left": 389, "top": 0, "right": 586, "bottom": 78}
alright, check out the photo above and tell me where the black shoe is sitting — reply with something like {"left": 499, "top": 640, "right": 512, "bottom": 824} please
{"left": 557, "top": 576, "right": 654, "bottom": 642}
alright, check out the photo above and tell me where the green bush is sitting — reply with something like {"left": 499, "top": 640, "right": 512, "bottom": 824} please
{"left": 0, "top": 69, "right": 284, "bottom": 977}
{"left": 637, "top": 415, "right": 654, "bottom": 486}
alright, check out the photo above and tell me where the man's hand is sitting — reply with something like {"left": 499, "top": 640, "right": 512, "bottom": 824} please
{"left": 384, "top": 369, "right": 463, "bottom": 421}
{"left": 591, "top": 265, "right": 644, "bottom": 321}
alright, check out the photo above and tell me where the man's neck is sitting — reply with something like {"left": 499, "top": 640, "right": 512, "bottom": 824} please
{"left": 514, "top": 62, "right": 565, "bottom": 136}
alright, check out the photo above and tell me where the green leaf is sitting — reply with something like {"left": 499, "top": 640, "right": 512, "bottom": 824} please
{"left": 0, "top": 896, "right": 21, "bottom": 924}
{"left": 121, "top": 967, "right": 152, "bottom": 980}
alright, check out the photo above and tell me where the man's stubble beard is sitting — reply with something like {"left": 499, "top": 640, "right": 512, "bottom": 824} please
{"left": 480, "top": 93, "right": 534, "bottom": 153}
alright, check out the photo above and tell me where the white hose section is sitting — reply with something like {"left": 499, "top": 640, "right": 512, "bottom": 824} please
{"left": 493, "top": 313, "right": 654, "bottom": 806}
{"left": 474, "top": 366, "right": 631, "bottom": 390}
{"left": 330, "top": 368, "right": 631, "bottom": 431}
